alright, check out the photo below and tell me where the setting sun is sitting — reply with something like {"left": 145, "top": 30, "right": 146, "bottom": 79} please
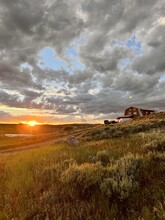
{"left": 27, "top": 121, "right": 38, "bottom": 126}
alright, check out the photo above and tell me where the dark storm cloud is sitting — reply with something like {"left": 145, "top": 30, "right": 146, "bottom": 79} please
{"left": 0, "top": 0, "right": 45, "bottom": 35}
{"left": 22, "top": 89, "right": 43, "bottom": 99}
{"left": 80, "top": 46, "right": 132, "bottom": 72}
{"left": 0, "top": 0, "right": 165, "bottom": 121}
{"left": 0, "top": 62, "right": 44, "bottom": 91}
{"left": 0, "top": 87, "right": 50, "bottom": 110}
{"left": 43, "top": 89, "right": 127, "bottom": 115}
{"left": 111, "top": 71, "right": 160, "bottom": 94}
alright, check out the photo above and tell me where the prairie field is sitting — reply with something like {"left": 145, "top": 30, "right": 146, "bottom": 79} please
{"left": 0, "top": 114, "right": 165, "bottom": 220}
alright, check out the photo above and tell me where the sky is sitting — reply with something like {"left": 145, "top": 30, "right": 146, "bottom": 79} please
{"left": 0, "top": 0, "right": 165, "bottom": 124}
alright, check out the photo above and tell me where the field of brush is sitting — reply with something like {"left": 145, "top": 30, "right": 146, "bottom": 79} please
{"left": 0, "top": 114, "right": 165, "bottom": 219}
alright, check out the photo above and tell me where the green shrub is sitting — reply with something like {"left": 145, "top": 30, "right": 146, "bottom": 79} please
{"left": 100, "top": 154, "right": 141, "bottom": 201}
{"left": 60, "top": 162, "right": 106, "bottom": 198}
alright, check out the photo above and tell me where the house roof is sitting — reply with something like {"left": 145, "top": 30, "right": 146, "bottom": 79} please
{"left": 125, "top": 106, "right": 155, "bottom": 112}
{"left": 117, "top": 115, "right": 134, "bottom": 119}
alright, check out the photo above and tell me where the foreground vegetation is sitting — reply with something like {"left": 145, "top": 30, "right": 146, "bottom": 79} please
{"left": 0, "top": 114, "right": 165, "bottom": 219}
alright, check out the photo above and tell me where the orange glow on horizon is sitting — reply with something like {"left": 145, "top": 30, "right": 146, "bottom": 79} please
{"left": 27, "top": 120, "right": 39, "bottom": 126}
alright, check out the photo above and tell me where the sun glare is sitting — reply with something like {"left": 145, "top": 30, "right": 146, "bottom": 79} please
{"left": 27, "top": 121, "right": 38, "bottom": 126}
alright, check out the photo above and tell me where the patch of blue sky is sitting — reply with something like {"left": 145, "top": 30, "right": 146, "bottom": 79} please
{"left": 38, "top": 47, "right": 85, "bottom": 73}
{"left": 38, "top": 47, "right": 71, "bottom": 72}
{"left": 118, "top": 58, "right": 131, "bottom": 70}
{"left": 126, "top": 35, "right": 143, "bottom": 55}
{"left": 66, "top": 48, "right": 85, "bottom": 71}
{"left": 66, "top": 48, "right": 78, "bottom": 57}
{"left": 112, "top": 35, "right": 143, "bottom": 56}
{"left": 159, "top": 73, "right": 165, "bottom": 82}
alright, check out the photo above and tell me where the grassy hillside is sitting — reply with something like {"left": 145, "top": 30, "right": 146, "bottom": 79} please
{"left": 81, "top": 112, "right": 165, "bottom": 141}
{"left": 0, "top": 114, "right": 165, "bottom": 219}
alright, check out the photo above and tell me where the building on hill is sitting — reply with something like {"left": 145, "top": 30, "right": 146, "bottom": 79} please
{"left": 117, "top": 106, "right": 156, "bottom": 119}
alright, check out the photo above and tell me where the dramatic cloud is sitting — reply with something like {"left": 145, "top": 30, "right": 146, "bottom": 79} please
{"left": 0, "top": 0, "right": 165, "bottom": 123}
{"left": 133, "top": 26, "right": 165, "bottom": 74}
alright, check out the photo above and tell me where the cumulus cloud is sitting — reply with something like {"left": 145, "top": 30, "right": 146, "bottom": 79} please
{"left": 133, "top": 26, "right": 165, "bottom": 74}
{"left": 0, "top": 0, "right": 165, "bottom": 123}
